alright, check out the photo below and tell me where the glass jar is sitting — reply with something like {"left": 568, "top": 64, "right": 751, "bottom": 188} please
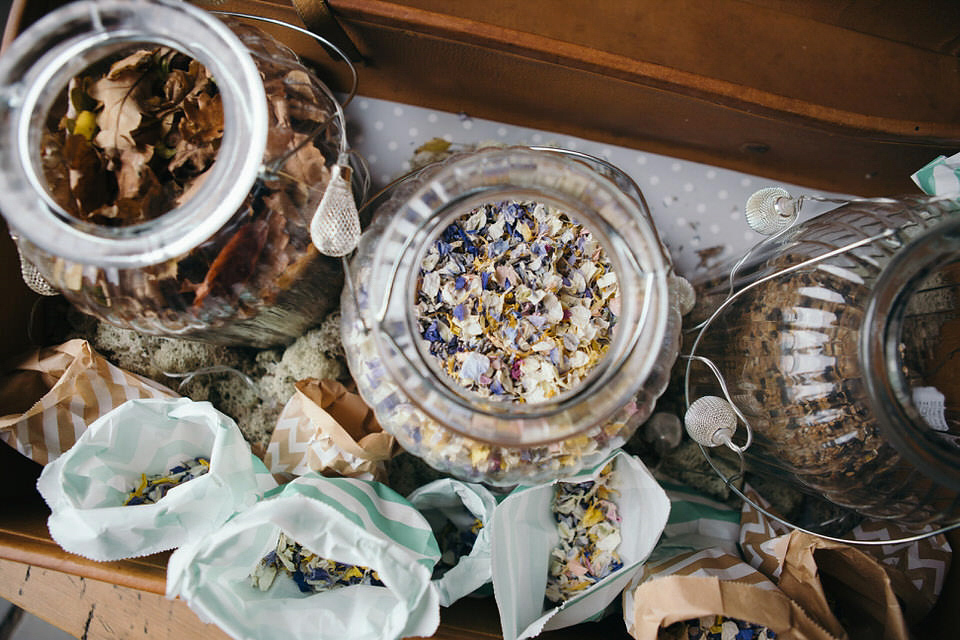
{"left": 0, "top": 0, "right": 356, "bottom": 347}
{"left": 686, "top": 195, "right": 960, "bottom": 525}
{"left": 341, "top": 147, "right": 687, "bottom": 485}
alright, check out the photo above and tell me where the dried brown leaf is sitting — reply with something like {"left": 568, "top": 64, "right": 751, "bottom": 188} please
{"left": 63, "top": 133, "right": 111, "bottom": 215}
{"left": 282, "top": 135, "right": 331, "bottom": 186}
{"left": 40, "top": 132, "right": 75, "bottom": 215}
{"left": 90, "top": 71, "right": 146, "bottom": 152}
{"left": 162, "top": 69, "right": 191, "bottom": 106}
{"left": 193, "top": 218, "right": 269, "bottom": 307}
{"left": 115, "top": 147, "right": 155, "bottom": 200}
{"left": 168, "top": 139, "right": 217, "bottom": 177}
{"left": 180, "top": 92, "right": 223, "bottom": 144}
{"left": 106, "top": 49, "right": 155, "bottom": 79}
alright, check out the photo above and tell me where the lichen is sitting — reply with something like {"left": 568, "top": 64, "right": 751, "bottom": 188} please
{"left": 73, "top": 311, "right": 347, "bottom": 449}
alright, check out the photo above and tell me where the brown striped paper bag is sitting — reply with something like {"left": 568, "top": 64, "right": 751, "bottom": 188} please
{"left": 262, "top": 378, "right": 397, "bottom": 481}
{"left": 0, "top": 339, "right": 177, "bottom": 465}
{"left": 635, "top": 546, "right": 780, "bottom": 590}
{"left": 739, "top": 486, "right": 950, "bottom": 640}
{"left": 624, "top": 569, "right": 840, "bottom": 640}
{"left": 622, "top": 480, "right": 838, "bottom": 640}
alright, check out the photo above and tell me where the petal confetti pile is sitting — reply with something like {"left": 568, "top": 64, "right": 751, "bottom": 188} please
{"left": 250, "top": 532, "right": 384, "bottom": 594}
{"left": 660, "top": 616, "right": 777, "bottom": 640}
{"left": 544, "top": 461, "right": 623, "bottom": 604}
{"left": 434, "top": 517, "right": 483, "bottom": 579}
{"left": 416, "top": 201, "right": 619, "bottom": 402}
{"left": 123, "top": 456, "right": 210, "bottom": 506}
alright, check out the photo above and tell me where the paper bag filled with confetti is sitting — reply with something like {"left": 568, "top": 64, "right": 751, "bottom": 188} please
{"left": 0, "top": 339, "right": 177, "bottom": 465}
{"left": 626, "top": 573, "right": 839, "bottom": 640}
{"left": 263, "top": 378, "right": 396, "bottom": 481}
{"left": 407, "top": 478, "right": 498, "bottom": 606}
{"left": 36, "top": 397, "right": 276, "bottom": 562}
{"left": 490, "top": 449, "right": 670, "bottom": 640}
{"left": 620, "top": 479, "right": 791, "bottom": 638}
{"left": 167, "top": 473, "right": 441, "bottom": 640}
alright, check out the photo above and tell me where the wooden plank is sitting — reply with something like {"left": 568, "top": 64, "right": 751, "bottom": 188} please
{"left": 193, "top": 0, "right": 960, "bottom": 196}
{"left": 0, "top": 558, "right": 230, "bottom": 640}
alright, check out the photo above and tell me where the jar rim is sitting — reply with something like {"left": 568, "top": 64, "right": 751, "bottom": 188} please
{"left": 363, "top": 147, "right": 675, "bottom": 446}
{"left": 861, "top": 212, "right": 960, "bottom": 492}
{"left": 0, "top": 0, "right": 268, "bottom": 268}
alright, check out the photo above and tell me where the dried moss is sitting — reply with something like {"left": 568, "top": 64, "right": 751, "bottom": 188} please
{"left": 74, "top": 311, "right": 347, "bottom": 448}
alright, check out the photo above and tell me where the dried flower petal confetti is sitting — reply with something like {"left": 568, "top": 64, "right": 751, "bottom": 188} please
{"left": 123, "top": 455, "right": 210, "bottom": 506}
{"left": 659, "top": 615, "right": 777, "bottom": 640}
{"left": 434, "top": 517, "right": 484, "bottom": 580}
{"left": 250, "top": 531, "right": 384, "bottom": 594}
{"left": 415, "top": 201, "right": 618, "bottom": 403}
{"left": 544, "top": 461, "right": 623, "bottom": 604}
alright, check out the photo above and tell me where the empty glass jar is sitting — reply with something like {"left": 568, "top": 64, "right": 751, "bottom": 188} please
{"left": 0, "top": 0, "right": 355, "bottom": 346}
{"left": 686, "top": 195, "right": 960, "bottom": 525}
{"left": 341, "top": 147, "right": 688, "bottom": 485}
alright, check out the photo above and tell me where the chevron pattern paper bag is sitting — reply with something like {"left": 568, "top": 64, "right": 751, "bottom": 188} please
{"left": 846, "top": 521, "right": 951, "bottom": 625}
{"left": 263, "top": 378, "right": 396, "bottom": 481}
{"left": 0, "top": 339, "right": 177, "bottom": 465}
{"left": 738, "top": 486, "right": 952, "bottom": 639}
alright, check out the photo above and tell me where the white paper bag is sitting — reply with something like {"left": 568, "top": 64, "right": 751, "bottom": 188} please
{"left": 407, "top": 478, "right": 498, "bottom": 606}
{"left": 36, "top": 397, "right": 276, "bottom": 561}
{"left": 491, "top": 449, "right": 670, "bottom": 640}
{"left": 167, "top": 473, "right": 442, "bottom": 640}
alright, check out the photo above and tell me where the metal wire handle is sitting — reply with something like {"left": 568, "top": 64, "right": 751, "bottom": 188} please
{"left": 210, "top": 10, "right": 358, "bottom": 107}
{"left": 698, "top": 442, "right": 960, "bottom": 546}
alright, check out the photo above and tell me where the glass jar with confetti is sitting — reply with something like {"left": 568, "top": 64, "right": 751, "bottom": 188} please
{"left": 0, "top": 0, "right": 366, "bottom": 347}
{"left": 341, "top": 147, "right": 689, "bottom": 484}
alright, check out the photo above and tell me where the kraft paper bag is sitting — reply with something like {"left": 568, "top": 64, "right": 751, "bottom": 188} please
{"left": 623, "top": 479, "right": 791, "bottom": 639}
{"left": 627, "top": 574, "right": 841, "bottom": 640}
{"left": 263, "top": 378, "right": 396, "bottom": 481}
{"left": 0, "top": 339, "right": 177, "bottom": 464}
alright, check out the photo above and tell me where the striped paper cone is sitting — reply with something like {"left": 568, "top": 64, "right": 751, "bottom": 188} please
{"left": 167, "top": 473, "right": 441, "bottom": 640}
{"left": 0, "top": 339, "right": 177, "bottom": 464}
{"left": 912, "top": 152, "right": 960, "bottom": 196}
{"left": 36, "top": 397, "right": 276, "bottom": 561}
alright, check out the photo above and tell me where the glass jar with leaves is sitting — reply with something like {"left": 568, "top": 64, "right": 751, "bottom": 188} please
{"left": 0, "top": 0, "right": 365, "bottom": 346}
